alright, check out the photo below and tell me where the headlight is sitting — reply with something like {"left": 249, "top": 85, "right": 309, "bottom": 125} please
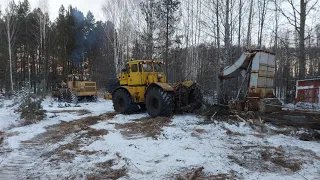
{"left": 157, "top": 74, "right": 163, "bottom": 78}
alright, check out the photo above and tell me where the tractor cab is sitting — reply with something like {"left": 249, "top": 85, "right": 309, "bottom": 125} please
{"left": 118, "top": 60, "right": 166, "bottom": 86}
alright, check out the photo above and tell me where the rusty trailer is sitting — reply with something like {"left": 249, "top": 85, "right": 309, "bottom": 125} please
{"left": 296, "top": 78, "right": 320, "bottom": 105}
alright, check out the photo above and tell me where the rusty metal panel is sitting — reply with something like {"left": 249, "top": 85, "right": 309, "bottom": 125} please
{"left": 249, "top": 52, "right": 276, "bottom": 98}
{"left": 266, "top": 78, "right": 273, "bottom": 87}
{"left": 267, "top": 67, "right": 275, "bottom": 77}
{"left": 260, "top": 52, "right": 269, "bottom": 65}
{"left": 258, "top": 77, "right": 267, "bottom": 88}
{"left": 258, "top": 65, "right": 268, "bottom": 76}
{"left": 220, "top": 50, "right": 276, "bottom": 99}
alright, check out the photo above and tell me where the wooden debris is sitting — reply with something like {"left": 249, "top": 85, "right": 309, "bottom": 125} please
{"left": 188, "top": 167, "right": 204, "bottom": 180}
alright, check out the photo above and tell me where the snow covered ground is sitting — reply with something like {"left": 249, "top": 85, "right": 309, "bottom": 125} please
{"left": 0, "top": 99, "right": 20, "bottom": 131}
{"left": 0, "top": 97, "right": 320, "bottom": 179}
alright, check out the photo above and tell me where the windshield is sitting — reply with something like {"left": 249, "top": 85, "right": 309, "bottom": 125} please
{"left": 154, "top": 63, "right": 164, "bottom": 72}
{"left": 142, "top": 63, "right": 153, "bottom": 72}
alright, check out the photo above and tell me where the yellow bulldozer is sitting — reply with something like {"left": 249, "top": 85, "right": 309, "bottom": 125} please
{"left": 106, "top": 60, "right": 202, "bottom": 117}
{"left": 54, "top": 74, "right": 98, "bottom": 103}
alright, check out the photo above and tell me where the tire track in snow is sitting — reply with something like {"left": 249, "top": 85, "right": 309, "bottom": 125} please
{"left": 0, "top": 142, "right": 46, "bottom": 179}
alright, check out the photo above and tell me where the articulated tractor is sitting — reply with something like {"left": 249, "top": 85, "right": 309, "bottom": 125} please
{"left": 107, "top": 60, "right": 202, "bottom": 117}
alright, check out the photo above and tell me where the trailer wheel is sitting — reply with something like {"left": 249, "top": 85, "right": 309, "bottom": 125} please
{"left": 112, "top": 89, "right": 138, "bottom": 114}
{"left": 145, "top": 87, "right": 174, "bottom": 118}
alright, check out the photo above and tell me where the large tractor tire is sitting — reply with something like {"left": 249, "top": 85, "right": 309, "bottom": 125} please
{"left": 69, "top": 89, "right": 78, "bottom": 104}
{"left": 59, "top": 88, "right": 78, "bottom": 104}
{"left": 85, "top": 95, "right": 97, "bottom": 102}
{"left": 112, "top": 89, "right": 138, "bottom": 114}
{"left": 92, "top": 95, "right": 98, "bottom": 102}
{"left": 145, "top": 87, "right": 174, "bottom": 118}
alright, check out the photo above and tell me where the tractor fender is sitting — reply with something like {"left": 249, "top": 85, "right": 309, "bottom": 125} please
{"left": 180, "top": 81, "right": 195, "bottom": 88}
{"left": 112, "top": 86, "right": 130, "bottom": 96}
{"left": 147, "top": 82, "right": 174, "bottom": 92}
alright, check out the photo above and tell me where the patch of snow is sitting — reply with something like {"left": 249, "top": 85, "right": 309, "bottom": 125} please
{"left": 110, "top": 113, "right": 149, "bottom": 124}
{"left": 283, "top": 103, "right": 295, "bottom": 109}
{"left": 0, "top": 99, "right": 20, "bottom": 132}
{"left": 1, "top": 97, "right": 320, "bottom": 179}
{"left": 42, "top": 98, "right": 114, "bottom": 115}
{"left": 4, "top": 98, "right": 114, "bottom": 149}
{"left": 296, "top": 85, "right": 314, "bottom": 90}
{"left": 295, "top": 102, "right": 320, "bottom": 110}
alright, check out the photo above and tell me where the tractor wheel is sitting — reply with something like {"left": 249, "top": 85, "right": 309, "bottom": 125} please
{"left": 85, "top": 95, "right": 97, "bottom": 102}
{"left": 139, "top": 104, "right": 146, "bottom": 111}
{"left": 69, "top": 89, "right": 78, "bottom": 104}
{"left": 112, "top": 89, "right": 138, "bottom": 114}
{"left": 59, "top": 89, "right": 65, "bottom": 102}
{"left": 145, "top": 87, "right": 174, "bottom": 118}
{"left": 92, "top": 95, "right": 98, "bottom": 102}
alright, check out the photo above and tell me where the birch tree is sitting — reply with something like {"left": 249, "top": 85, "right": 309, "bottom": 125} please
{"left": 140, "top": 0, "right": 156, "bottom": 59}
{"left": 224, "top": 0, "right": 231, "bottom": 65}
{"left": 5, "top": 1, "right": 17, "bottom": 92}
{"left": 257, "top": 0, "right": 268, "bottom": 48}
{"left": 277, "top": 0, "right": 319, "bottom": 79}
{"left": 37, "top": 0, "right": 49, "bottom": 91}
{"left": 246, "top": 0, "right": 254, "bottom": 48}
{"left": 102, "top": 0, "right": 138, "bottom": 73}
{"left": 238, "top": 0, "right": 243, "bottom": 47}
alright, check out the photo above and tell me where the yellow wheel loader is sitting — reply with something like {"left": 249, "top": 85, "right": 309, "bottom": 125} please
{"left": 55, "top": 74, "right": 98, "bottom": 103}
{"left": 107, "top": 60, "right": 202, "bottom": 117}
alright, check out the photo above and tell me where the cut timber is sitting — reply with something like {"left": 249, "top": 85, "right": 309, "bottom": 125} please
{"left": 188, "top": 167, "right": 204, "bottom": 180}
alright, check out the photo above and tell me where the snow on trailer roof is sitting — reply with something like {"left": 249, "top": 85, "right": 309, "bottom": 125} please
{"left": 297, "top": 77, "right": 320, "bottom": 82}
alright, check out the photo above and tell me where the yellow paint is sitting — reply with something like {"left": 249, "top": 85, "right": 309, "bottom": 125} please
{"left": 125, "top": 86, "right": 146, "bottom": 102}
{"left": 65, "top": 74, "right": 97, "bottom": 97}
{"left": 104, "top": 93, "right": 112, "bottom": 99}
{"left": 181, "top": 81, "right": 194, "bottom": 87}
{"left": 153, "top": 82, "right": 174, "bottom": 91}
{"left": 115, "top": 60, "right": 172, "bottom": 103}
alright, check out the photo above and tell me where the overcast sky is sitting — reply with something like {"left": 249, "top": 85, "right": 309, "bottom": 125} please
{"left": 0, "top": 0, "right": 106, "bottom": 21}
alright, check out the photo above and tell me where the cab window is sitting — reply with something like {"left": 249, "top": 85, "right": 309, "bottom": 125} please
{"left": 131, "top": 64, "right": 138, "bottom": 72}
{"left": 142, "top": 63, "right": 153, "bottom": 72}
{"left": 154, "top": 63, "right": 164, "bottom": 72}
